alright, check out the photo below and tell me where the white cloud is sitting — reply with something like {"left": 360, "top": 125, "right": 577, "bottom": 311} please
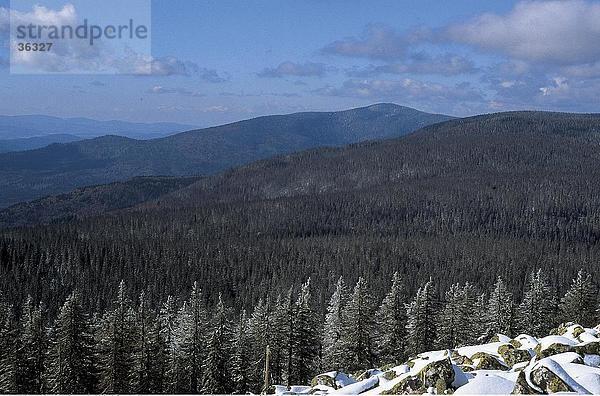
{"left": 258, "top": 61, "right": 332, "bottom": 78}
{"left": 445, "top": 0, "right": 600, "bottom": 65}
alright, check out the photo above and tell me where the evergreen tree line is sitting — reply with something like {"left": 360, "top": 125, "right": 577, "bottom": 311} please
{"left": 0, "top": 269, "right": 598, "bottom": 394}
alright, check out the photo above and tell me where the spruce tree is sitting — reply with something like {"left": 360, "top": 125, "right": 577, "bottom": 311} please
{"left": 231, "top": 310, "right": 252, "bottom": 394}
{"left": 375, "top": 272, "right": 408, "bottom": 365}
{"left": 247, "top": 298, "right": 272, "bottom": 392}
{"left": 322, "top": 276, "right": 348, "bottom": 371}
{"left": 517, "top": 269, "right": 557, "bottom": 337}
{"left": 97, "top": 280, "right": 137, "bottom": 393}
{"left": 158, "top": 295, "right": 179, "bottom": 393}
{"left": 201, "top": 294, "right": 233, "bottom": 394}
{"left": 435, "top": 283, "right": 463, "bottom": 349}
{"left": 133, "top": 291, "right": 161, "bottom": 393}
{"left": 177, "top": 282, "right": 207, "bottom": 393}
{"left": 46, "top": 291, "right": 98, "bottom": 394}
{"left": 16, "top": 297, "right": 47, "bottom": 393}
{"left": 290, "top": 278, "right": 319, "bottom": 385}
{"left": 0, "top": 294, "right": 16, "bottom": 394}
{"left": 270, "top": 293, "right": 290, "bottom": 387}
{"left": 559, "top": 270, "right": 598, "bottom": 327}
{"left": 406, "top": 278, "right": 438, "bottom": 355}
{"left": 340, "top": 277, "right": 376, "bottom": 372}
{"left": 486, "top": 276, "right": 514, "bottom": 336}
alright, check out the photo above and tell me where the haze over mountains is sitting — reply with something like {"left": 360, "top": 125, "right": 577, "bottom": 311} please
{"left": 0, "top": 104, "right": 451, "bottom": 208}
{"left": 0, "top": 115, "right": 195, "bottom": 141}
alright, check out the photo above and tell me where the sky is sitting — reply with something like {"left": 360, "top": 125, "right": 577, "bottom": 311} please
{"left": 1, "top": 0, "right": 600, "bottom": 127}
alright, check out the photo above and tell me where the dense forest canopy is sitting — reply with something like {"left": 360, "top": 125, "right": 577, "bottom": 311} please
{"left": 1, "top": 111, "right": 600, "bottom": 317}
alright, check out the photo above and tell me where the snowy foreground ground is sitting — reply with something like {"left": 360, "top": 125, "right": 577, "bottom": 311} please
{"left": 276, "top": 323, "right": 600, "bottom": 395}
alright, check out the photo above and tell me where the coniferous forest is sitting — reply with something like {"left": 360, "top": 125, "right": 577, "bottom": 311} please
{"left": 0, "top": 269, "right": 597, "bottom": 394}
{"left": 1, "top": 112, "right": 600, "bottom": 393}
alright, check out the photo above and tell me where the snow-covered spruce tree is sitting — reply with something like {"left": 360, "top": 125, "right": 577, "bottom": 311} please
{"left": 270, "top": 293, "right": 291, "bottom": 387}
{"left": 322, "top": 276, "right": 348, "bottom": 371}
{"left": 46, "top": 291, "right": 98, "bottom": 394}
{"left": 486, "top": 276, "right": 514, "bottom": 336}
{"left": 97, "top": 280, "right": 138, "bottom": 393}
{"left": 435, "top": 283, "right": 463, "bottom": 349}
{"left": 15, "top": 297, "right": 47, "bottom": 394}
{"left": 280, "top": 288, "right": 296, "bottom": 387}
{"left": 158, "top": 295, "right": 179, "bottom": 393}
{"left": 461, "top": 283, "right": 485, "bottom": 345}
{"left": 201, "top": 294, "right": 234, "bottom": 394}
{"left": 340, "top": 277, "right": 376, "bottom": 372}
{"left": 473, "top": 292, "right": 488, "bottom": 342}
{"left": 231, "top": 310, "right": 252, "bottom": 394}
{"left": 406, "top": 278, "right": 438, "bottom": 355}
{"left": 247, "top": 297, "right": 273, "bottom": 392}
{"left": 559, "top": 269, "right": 598, "bottom": 327}
{"left": 177, "top": 282, "right": 208, "bottom": 393}
{"left": 290, "top": 278, "right": 320, "bottom": 386}
{"left": 133, "top": 290, "right": 162, "bottom": 393}
{"left": 517, "top": 269, "right": 557, "bottom": 337}
{"left": 0, "top": 294, "right": 16, "bottom": 394}
{"left": 375, "top": 272, "right": 408, "bottom": 365}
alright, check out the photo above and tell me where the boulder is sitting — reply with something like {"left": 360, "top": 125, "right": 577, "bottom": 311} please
{"left": 511, "top": 371, "right": 540, "bottom": 394}
{"left": 534, "top": 342, "right": 574, "bottom": 358}
{"left": 574, "top": 341, "right": 600, "bottom": 355}
{"left": 498, "top": 344, "right": 532, "bottom": 367}
{"left": 383, "top": 357, "right": 455, "bottom": 395}
{"left": 530, "top": 364, "right": 574, "bottom": 393}
{"left": 471, "top": 352, "right": 508, "bottom": 371}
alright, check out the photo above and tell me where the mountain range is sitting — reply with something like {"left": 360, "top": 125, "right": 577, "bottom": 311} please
{"left": 0, "top": 104, "right": 452, "bottom": 208}
{"left": 0, "top": 115, "right": 195, "bottom": 140}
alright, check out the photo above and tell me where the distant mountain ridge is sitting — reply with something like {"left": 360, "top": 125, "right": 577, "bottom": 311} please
{"left": 0, "top": 104, "right": 452, "bottom": 208}
{"left": 0, "top": 115, "right": 196, "bottom": 140}
{"left": 0, "top": 134, "right": 83, "bottom": 153}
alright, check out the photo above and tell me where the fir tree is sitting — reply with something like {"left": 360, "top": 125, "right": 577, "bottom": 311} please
{"left": 340, "top": 277, "right": 376, "bottom": 372}
{"left": 435, "top": 283, "right": 463, "bottom": 349}
{"left": 97, "top": 280, "right": 137, "bottom": 393}
{"left": 247, "top": 298, "right": 272, "bottom": 392}
{"left": 177, "top": 282, "right": 207, "bottom": 393}
{"left": 15, "top": 297, "right": 47, "bottom": 393}
{"left": 290, "top": 278, "right": 319, "bottom": 385}
{"left": 0, "top": 297, "right": 16, "bottom": 394}
{"left": 406, "top": 278, "right": 438, "bottom": 355}
{"left": 486, "top": 276, "right": 514, "bottom": 336}
{"left": 202, "top": 294, "right": 233, "bottom": 394}
{"left": 231, "top": 310, "right": 252, "bottom": 394}
{"left": 517, "top": 269, "right": 557, "bottom": 337}
{"left": 559, "top": 270, "right": 598, "bottom": 327}
{"left": 158, "top": 295, "right": 178, "bottom": 393}
{"left": 133, "top": 290, "right": 160, "bottom": 393}
{"left": 322, "top": 276, "right": 348, "bottom": 371}
{"left": 46, "top": 291, "right": 98, "bottom": 394}
{"left": 375, "top": 272, "right": 408, "bottom": 365}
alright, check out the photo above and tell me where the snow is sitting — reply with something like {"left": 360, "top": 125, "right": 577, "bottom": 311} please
{"left": 329, "top": 376, "right": 378, "bottom": 395}
{"left": 584, "top": 354, "right": 600, "bottom": 368}
{"left": 280, "top": 322, "right": 600, "bottom": 395}
{"left": 457, "top": 342, "right": 505, "bottom": 358}
{"left": 454, "top": 372, "right": 516, "bottom": 395}
{"left": 539, "top": 335, "right": 578, "bottom": 349}
{"left": 533, "top": 357, "right": 592, "bottom": 394}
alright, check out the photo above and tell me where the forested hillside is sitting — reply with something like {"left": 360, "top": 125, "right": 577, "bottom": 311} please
{"left": 0, "top": 104, "right": 450, "bottom": 207}
{"left": 1, "top": 112, "right": 600, "bottom": 314}
{"left": 1, "top": 110, "right": 600, "bottom": 393}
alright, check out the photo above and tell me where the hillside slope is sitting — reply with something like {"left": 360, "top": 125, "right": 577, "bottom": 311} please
{"left": 2, "top": 111, "right": 600, "bottom": 313}
{"left": 0, "top": 104, "right": 451, "bottom": 207}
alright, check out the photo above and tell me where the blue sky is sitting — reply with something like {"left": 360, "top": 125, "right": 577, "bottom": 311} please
{"left": 1, "top": 0, "right": 600, "bottom": 126}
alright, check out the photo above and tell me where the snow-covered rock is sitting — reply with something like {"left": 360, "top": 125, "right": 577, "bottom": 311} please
{"left": 280, "top": 322, "right": 600, "bottom": 395}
